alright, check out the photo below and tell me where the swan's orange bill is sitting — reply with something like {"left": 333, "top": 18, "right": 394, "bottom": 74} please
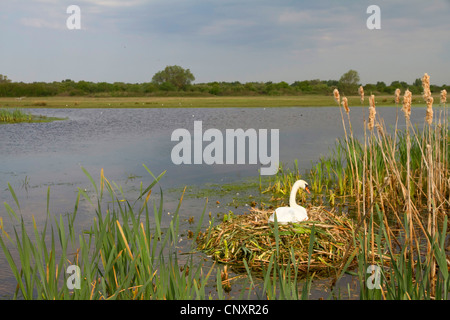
{"left": 305, "top": 186, "right": 311, "bottom": 194}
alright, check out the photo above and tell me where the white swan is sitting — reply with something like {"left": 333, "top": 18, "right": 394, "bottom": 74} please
{"left": 268, "top": 180, "right": 310, "bottom": 224}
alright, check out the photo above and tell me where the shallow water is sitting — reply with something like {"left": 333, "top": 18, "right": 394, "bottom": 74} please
{"left": 0, "top": 105, "right": 440, "bottom": 298}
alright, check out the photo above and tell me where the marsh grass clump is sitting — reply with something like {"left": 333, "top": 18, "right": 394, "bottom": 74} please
{"left": 0, "top": 108, "right": 32, "bottom": 123}
{"left": 257, "top": 74, "right": 449, "bottom": 299}
{"left": 0, "top": 107, "right": 63, "bottom": 124}
{"left": 0, "top": 166, "right": 227, "bottom": 300}
{"left": 321, "top": 76, "right": 449, "bottom": 299}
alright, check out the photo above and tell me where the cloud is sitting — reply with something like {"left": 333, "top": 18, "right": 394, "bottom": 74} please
{"left": 20, "top": 17, "right": 62, "bottom": 29}
{"left": 81, "top": 0, "right": 147, "bottom": 7}
{"left": 19, "top": 12, "right": 69, "bottom": 30}
{"left": 198, "top": 19, "right": 257, "bottom": 37}
{"left": 278, "top": 10, "right": 312, "bottom": 24}
{"left": 3, "top": 0, "right": 450, "bottom": 84}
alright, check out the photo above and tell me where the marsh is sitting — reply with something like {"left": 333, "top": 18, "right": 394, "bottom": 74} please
{"left": 0, "top": 105, "right": 437, "bottom": 298}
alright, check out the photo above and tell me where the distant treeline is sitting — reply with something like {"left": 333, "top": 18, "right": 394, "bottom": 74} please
{"left": 0, "top": 78, "right": 448, "bottom": 97}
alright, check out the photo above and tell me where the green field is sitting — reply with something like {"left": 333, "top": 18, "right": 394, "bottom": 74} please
{"left": 0, "top": 94, "right": 437, "bottom": 109}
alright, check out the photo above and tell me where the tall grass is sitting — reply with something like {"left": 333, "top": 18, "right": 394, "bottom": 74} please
{"left": 265, "top": 76, "right": 449, "bottom": 299}
{"left": 0, "top": 166, "right": 220, "bottom": 299}
{"left": 0, "top": 165, "right": 315, "bottom": 300}
{"left": 328, "top": 79, "right": 449, "bottom": 299}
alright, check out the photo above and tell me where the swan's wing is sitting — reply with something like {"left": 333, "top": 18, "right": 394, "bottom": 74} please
{"left": 269, "top": 207, "right": 308, "bottom": 223}
{"left": 292, "top": 206, "right": 308, "bottom": 222}
{"left": 268, "top": 207, "right": 295, "bottom": 224}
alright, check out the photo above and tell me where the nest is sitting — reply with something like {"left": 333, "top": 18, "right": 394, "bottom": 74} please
{"left": 196, "top": 206, "right": 357, "bottom": 278}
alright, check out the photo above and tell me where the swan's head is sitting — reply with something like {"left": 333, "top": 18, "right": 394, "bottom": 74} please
{"left": 295, "top": 180, "right": 311, "bottom": 194}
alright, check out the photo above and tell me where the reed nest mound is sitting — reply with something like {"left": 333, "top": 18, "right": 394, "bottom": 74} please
{"left": 197, "top": 206, "right": 358, "bottom": 277}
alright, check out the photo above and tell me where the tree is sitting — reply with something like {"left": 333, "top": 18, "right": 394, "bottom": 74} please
{"left": 338, "top": 69, "right": 360, "bottom": 95}
{"left": 152, "top": 65, "right": 195, "bottom": 90}
{"left": 376, "top": 81, "right": 386, "bottom": 92}
{"left": 0, "top": 74, "right": 11, "bottom": 83}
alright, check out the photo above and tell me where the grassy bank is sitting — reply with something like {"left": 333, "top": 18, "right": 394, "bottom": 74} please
{"left": 0, "top": 94, "right": 441, "bottom": 109}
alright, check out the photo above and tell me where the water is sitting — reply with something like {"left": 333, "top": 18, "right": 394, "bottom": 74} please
{"left": 0, "top": 105, "right": 437, "bottom": 298}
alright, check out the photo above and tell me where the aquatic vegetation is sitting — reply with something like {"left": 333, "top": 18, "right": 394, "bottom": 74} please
{"left": 169, "top": 178, "right": 269, "bottom": 208}
{"left": 0, "top": 166, "right": 316, "bottom": 300}
{"left": 0, "top": 166, "right": 220, "bottom": 299}
{"left": 0, "top": 108, "right": 32, "bottom": 123}
{"left": 0, "top": 108, "right": 63, "bottom": 124}
{"left": 264, "top": 76, "right": 450, "bottom": 299}
{"left": 1, "top": 72, "right": 448, "bottom": 300}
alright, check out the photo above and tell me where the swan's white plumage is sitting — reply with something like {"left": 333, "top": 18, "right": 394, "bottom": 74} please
{"left": 268, "top": 180, "right": 309, "bottom": 224}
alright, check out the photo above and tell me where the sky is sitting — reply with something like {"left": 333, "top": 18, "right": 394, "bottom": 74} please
{"left": 1, "top": 0, "right": 449, "bottom": 85}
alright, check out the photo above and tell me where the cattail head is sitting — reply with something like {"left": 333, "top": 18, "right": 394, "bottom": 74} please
{"left": 369, "top": 94, "right": 376, "bottom": 109}
{"left": 425, "top": 96, "right": 433, "bottom": 125}
{"left": 333, "top": 88, "right": 340, "bottom": 105}
{"left": 394, "top": 88, "right": 401, "bottom": 104}
{"left": 422, "top": 73, "right": 431, "bottom": 103}
{"left": 342, "top": 97, "right": 349, "bottom": 114}
{"left": 441, "top": 89, "right": 447, "bottom": 104}
{"left": 402, "top": 89, "right": 412, "bottom": 120}
{"left": 358, "top": 85, "right": 364, "bottom": 104}
{"left": 368, "top": 94, "right": 376, "bottom": 131}
{"left": 376, "top": 123, "right": 384, "bottom": 136}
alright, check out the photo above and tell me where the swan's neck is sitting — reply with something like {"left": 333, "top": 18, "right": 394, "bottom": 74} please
{"left": 289, "top": 182, "right": 303, "bottom": 208}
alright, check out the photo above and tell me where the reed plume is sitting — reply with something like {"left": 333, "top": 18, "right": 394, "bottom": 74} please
{"left": 368, "top": 94, "right": 376, "bottom": 130}
{"left": 333, "top": 88, "right": 340, "bottom": 105}
{"left": 441, "top": 89, "right": 447, "bottom": 104}
{"left": 395, "top": 88, "right": 401, "bottom": 104}
{"left": 402, "top": 89, "right": 412, "bottom": 120}
{"left": 421, "top": 73, "right": 433, "bottom": 125}
{"left": 425, "top": 96, "right": 434, "bottom": 125}
{"left": 358, "top": 86, "right": 364, "bottom": 104}
{"left": 422, "top": 73, "right": 431, "bottom": 103}
{"left": 342, "top": 97, "right": 349, "bottom": 114}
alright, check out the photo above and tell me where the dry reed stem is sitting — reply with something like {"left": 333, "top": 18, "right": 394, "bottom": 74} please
{"left": 368, "top": 94, "right": 376, "bottom": 131}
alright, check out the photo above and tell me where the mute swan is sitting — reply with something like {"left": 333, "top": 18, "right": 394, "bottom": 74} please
{"left": 268, "top": 180, "right": 310, "bottom": 224}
